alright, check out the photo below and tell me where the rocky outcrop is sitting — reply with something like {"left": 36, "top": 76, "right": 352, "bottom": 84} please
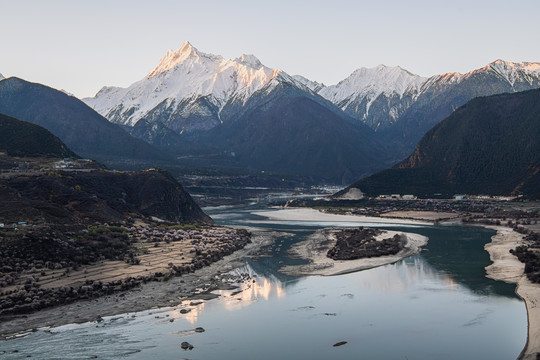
{"left": 327, "top": 228, "right": 404, "bottom": 260}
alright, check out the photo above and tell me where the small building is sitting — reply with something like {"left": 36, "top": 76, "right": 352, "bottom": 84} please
{"left": 402, "top": 195, "right": 417, "bottom": 200}
{"left": 454, "top": 194, "right": 468, "bottom": 200}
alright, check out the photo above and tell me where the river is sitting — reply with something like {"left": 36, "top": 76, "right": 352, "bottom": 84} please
{"left": 0, "top": 201, "right": 527, "bottom": 359}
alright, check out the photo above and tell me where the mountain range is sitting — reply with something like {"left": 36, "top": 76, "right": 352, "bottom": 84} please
{"left": 343, "top": 89, "right": 540, "bottom": 198}
{"left": 83, "top": 42, "right": 390, "bottom": 183}
{"left": 83, "top": 42, "right": 323, "bottom": 133}
{"left": 2, "top": 42, "right": 539, "bottom": 187}
{"left": 83, "top": 42, "right": 540, "bottom": 171}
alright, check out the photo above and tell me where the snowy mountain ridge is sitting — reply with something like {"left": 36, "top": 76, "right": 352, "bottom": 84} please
{"left": 292, "top": 75, "right": 325, "bottom": 93}
{"left": 83, "top": 41, "right": 540, "bottom": 135}
{"left": 313, "top": 59, "right": 540, "bottom": 130}
{"left": 419, "top": 59, "right": 540, "bottom": 90}
{"left": 316, "top": 65, "right": 427, "bottom": 128}
{"left": 319, "top": 65, "right": 427, "bottom": 105}
{"left": 84, "top": 42, "right": 302, "bottom": 128}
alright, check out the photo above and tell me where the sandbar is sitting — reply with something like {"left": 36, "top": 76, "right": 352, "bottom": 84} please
{"left": 280, "top": 228, "right": 428, "bottom": 276}
{"left": 484, "top": 226, "right": 540, "bottom": 360}
{"left": 252, "top": 207, "right": 431, "bottom": 225}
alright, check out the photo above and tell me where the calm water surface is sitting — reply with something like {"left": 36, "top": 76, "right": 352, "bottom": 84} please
{"left": 0, "top": 203, "right": 527, "bottom": 359}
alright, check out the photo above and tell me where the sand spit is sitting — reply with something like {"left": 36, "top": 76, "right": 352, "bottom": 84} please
{"left": 484, "top": 226, "right": 540, "bottom": 360}
{"left": 252, "top": 207, "right": 431, "bottom": 225}
{"left": 0, "top": 229, "right": 280, "bottom": 339}
{"left": 280, "top": 228, "right": 428, "bottom": 276}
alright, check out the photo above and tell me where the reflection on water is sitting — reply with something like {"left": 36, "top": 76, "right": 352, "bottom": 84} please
{"left": 352, "top": 256, "right": 458, "bottom": 294}
{"left": 0, "top": 205, "right": 528, "bottom": 360}
{"left": 402, "top": 225, "right": 517, "bottom": 298}
{"left": 168, "top": 301, "right": 206, "bottom": 325}
{"left": 213, "top": 265, "right": 287, "bottom": 312}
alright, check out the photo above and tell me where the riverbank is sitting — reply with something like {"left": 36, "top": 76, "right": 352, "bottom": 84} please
{"left": 0, "top": 228, "right": 279, "bottom": 339}
{"left": 484, "top": 226, "right": 540, "bottom": 360}
{"left": 280, "top": 228, "right": 428, "bottom": 276}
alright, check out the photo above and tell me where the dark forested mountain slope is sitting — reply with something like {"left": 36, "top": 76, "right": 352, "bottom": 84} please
{"left": 0, "top": 112, "right": 77, "bottom": 158}
{"left": 199, "top": 89, "right": 391, "bottom": 184}
{"left": 347, "top": 89, "right": 540, "bottom": 198}
{"left": 0, "top": 77, "right": 170, "bottom": 163}
{"left": 377, "top": 61, "right": 540, "bottom": 159}
{"left": 0, "top": 168, "right": 212, "bottom": 225}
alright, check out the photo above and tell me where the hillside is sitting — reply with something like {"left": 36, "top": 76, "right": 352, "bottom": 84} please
{"left": 0, "top": 113, "right": 77, "bottom": 158}
{"left": 0, "top": 168, "right": 211, "bottom": 225}
{"left": 0, "top": 77, "right": 170, "bottom": 164}
{"left": 198, "top": 87, "right": 390, "bottom": 184}
{"left": 376, "top": 61, "right": 540, "bottom": 158}
{"left": 346, "top": 89, "right": 540, "bottom": 198}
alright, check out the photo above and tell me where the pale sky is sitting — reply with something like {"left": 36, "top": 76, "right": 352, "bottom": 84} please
{"left": 1, "top": 0, "right": 539, "bottom": 98}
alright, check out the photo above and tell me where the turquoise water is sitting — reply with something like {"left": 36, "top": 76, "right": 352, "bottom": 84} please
{"left": 0, "top": 205, "right": 527, "bottom": 359}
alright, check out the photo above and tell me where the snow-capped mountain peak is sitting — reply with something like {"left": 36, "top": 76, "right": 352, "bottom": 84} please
{"left": 485, "top": 59, "right": 540, "bottom": 86}
{"left": 320, "top": 65, "right": 427, "bottom": 103}
{"left": 424, "top": 59, "right": 540, "bottom": 89}
{"left": 147, "top": 41, "right": 222, "bottom": 78}
{"left": 488, "top": 59, "right": 540, "bottom": 72}
{"left": 235, "top": 54, "right": 263, "bottom": 69}
{"left": 314, "top": 65, "right": 428, "bottom": 130}
{"left": 0, "top": 73, "right": 4, "bottom": 81}
{"left": 84, "top": 42, "right": 292, "bottom": 130}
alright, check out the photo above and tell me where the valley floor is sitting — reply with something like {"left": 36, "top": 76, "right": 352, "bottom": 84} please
{"left": 2, "top": 205, "right": 538, "bottom": 360}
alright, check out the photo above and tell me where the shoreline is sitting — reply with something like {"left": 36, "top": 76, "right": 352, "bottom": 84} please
{"left": 279, "top": 228, "right": 428, "bottom": 276}
{"left": 484, "top": 226, "right": 540, "bottom": 360}
{"left": 0, "top": 228, "right": 279, "bottom": 339}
